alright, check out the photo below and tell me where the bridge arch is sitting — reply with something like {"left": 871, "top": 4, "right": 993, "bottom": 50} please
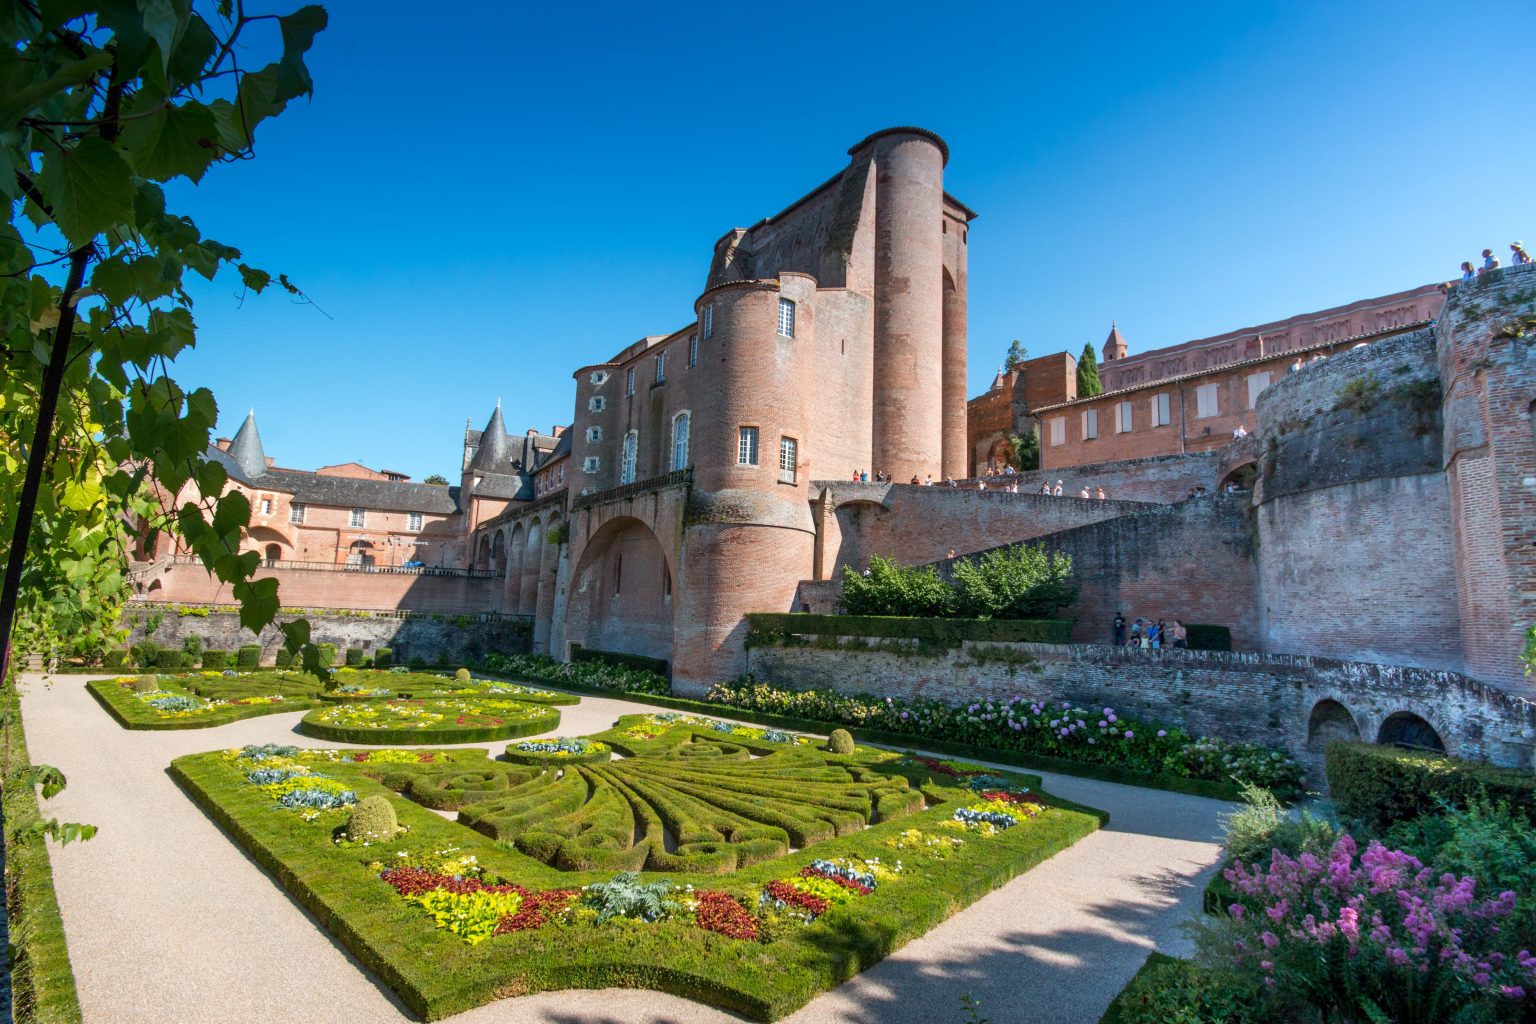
{"left": 563, "top": 515, "right": 674, "bottom": 669}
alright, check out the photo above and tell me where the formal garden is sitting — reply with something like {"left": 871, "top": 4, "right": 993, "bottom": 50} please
{"left": 170, "top": 712, "right": 1105, "bottom": 1020}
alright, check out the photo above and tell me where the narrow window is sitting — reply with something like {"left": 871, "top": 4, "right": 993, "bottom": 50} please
{"left": 1152, "top": 392, "right": 1172, "bottom": 427}
{"left": 671, "top": 412, "right": 690, "bottom": 471}
{"left": 349, "top": 508, "right": 365, "bottom": 528}
{"left": 260, "top": 497, "right": 272, "bottom": 516}
{"left": 655, "top": 352, "right": 666, "bottom": 383}
{"left": 589, "top": 370, "right": 609, "bottom": 386}
{"left": 408, "top": 511, "right": 422, "bottom": 532}
{"left": 588, "top": 395, "right": 606, "bottom": 412}
{"left": 738, "top": 426, "right": 759, "bottom": 466}
{"left": 585, "top": 426, "right": 602, "bottom": 443}
{"left": 1196, "top": 383, "right": 1220, "bottom": 419}
{"left": 582, "top": 456, "right": 600, "bottom": 474}
{"left": 1048, "top": 417, "right": 1065, "bottom": 447}
{"left": 1246, "top": 371, "right": 1272, "bottom": 408}
{"left": 289, "top": 503, "right": 306, "bottom": 525}
{"left": 777, "top": 298, "right": 796, "bottom": 338}
{"left": 1117, "top": 400, "right": 1134, "bottom": 433}
{"left": 614, "top": 552, "right": 622, "bottom": 595}
{"left": 1081, "top": 408, "right": 1098, "bottom": 440}
{"left": 688, "top": 333, "right": 698, "bottom": 367}
{"left": 778, "top": 436, "right": 798, "bottom": 483}
{"left": 703, "top": 302, "right": 714, "bottom": 339}
{"left": 626, "top": 367, "right": 634, "bottom": 397}
{"left": 620, "top": 431, "right": 638, "bottom": 484}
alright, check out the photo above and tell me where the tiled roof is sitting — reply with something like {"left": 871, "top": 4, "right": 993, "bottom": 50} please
{"left": 262, "top": 468, "right": 461, "bottom": 514}
{"left": 472, "top": 472, "right": 533, "bottom": 501}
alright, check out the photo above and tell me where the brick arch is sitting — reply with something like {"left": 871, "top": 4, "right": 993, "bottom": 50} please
{"left": 475, "top": 534, "right": 492, "bottom": 570}
{"left": 1377, "top": 711, "right": 1446, "bottom": 753}
{"left": 1306, "top": 698, "right": 1360, "bottom": 751}
{"left": 490, "top": 530, "right": 506, "bottom": 573}
{"left": 831, "top": 498, "right": 889, "bottom": 575}
{"left": 563, "top": 515, "right": 675, "bottom": 668}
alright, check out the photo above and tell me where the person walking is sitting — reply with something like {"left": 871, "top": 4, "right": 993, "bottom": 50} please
{"left": 1112, "top": 612, "right": 1126, "bottom": 647}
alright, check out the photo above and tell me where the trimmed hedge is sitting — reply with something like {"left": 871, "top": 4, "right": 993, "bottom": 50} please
{"left": 317, "top": 643, "right": 337, "bottom": 668}
{"left": 102, "top": 649, "right": 128, "bottom": 670}
{"left": 1326, "top": 741, "right": 1536, "bottom": 831}
{"left": 503, "top": 742, "right": 613, "bottom": 766}
{"left": 274, "top": 648, "right": 294, "bottom": 668}
{"left": 1185, "top": 623, "right": 1232, "bottom": 652}
{"left": 345, "top": 647, "right": 365, "bottom": 667}
{"left": 87, "top": 676, "right": 321, "bottom": 730}
{"left": 295, "top": 701, "right": 561, "bottom": 746}
{"left": 236, "top": 645, "right": 261, "bottom": 669}
{"left": 571, "top": 646, "right": 669, "bottom": 675}
{"left": 152, "top": 648, "right": 185, "bottom": 671}
{"left": 3, "top": 690, "right": 85, "bottom": 1024}
{"left": 745, "top": 612, "right": 1074, "bottom": 647}
{"left": 200, "top": 649, "right": 228, "bottom": 670}
{"left": 374, "top": 647, "right": 393, "bottom": 669}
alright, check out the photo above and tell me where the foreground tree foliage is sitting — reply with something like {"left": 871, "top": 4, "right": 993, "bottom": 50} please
{"left": 0, "top": 1, "right": 330, "bottom": 851}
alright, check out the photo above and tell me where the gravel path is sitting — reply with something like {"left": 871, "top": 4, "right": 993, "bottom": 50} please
{"left": 20, "top": 673, "right": 1229, "bottom": 1024}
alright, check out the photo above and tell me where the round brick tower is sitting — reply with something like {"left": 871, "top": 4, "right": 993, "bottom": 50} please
{"left": 858, "top": 127, "right": 947, "bottom": 482}
{"left": 672, "top": 274, "right": 818, "bottom": 694}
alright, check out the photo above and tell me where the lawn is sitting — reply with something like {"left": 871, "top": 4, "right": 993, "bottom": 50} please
{"left": 296, "top": 696, "right": 562, "bottom": 745}
{"left": 172, "top": 712, "right": 1106, "bottom": 1020}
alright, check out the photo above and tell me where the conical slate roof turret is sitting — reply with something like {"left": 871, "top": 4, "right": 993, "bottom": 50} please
{"left": 226, "top": 409, "right": 268, "bottom": 480}
{"left": 470, "top": 402, "right": 512, "bottom": 472}
{"left": 1103, "top": 321, "right": 1128, "bottom": 362}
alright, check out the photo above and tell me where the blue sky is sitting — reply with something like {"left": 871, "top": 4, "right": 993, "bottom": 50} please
{"left": 170, "top": 0, "right": 1536, "bottom": 480}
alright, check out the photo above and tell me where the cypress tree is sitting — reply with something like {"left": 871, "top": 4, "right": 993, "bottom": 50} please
{"left": 1077, "top": 343, "right": 1103, "bottom": 397}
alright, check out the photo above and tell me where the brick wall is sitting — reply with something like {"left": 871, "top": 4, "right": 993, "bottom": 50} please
{"left": 745, "top": 641, "right": 1536, "bottom": 778}
{"left": 123, "top": 607, "right": 530, "bottom": 666}
{"left": 968, "top": 451, "right": 1221, "bottom": 503}
{"left": 138, "top": 564, "right": 501, "bottom": 614}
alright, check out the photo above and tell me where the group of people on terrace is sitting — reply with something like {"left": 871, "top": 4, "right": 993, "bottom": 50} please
{"left": 1460, "top": 243, "right": 1531, "bottom": 282}
{"left": 1112, "top": 613, "right": 1187, "bottom": 649}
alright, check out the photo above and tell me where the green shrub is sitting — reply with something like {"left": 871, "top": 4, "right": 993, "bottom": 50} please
{"left": 1326, "top": 742, "right": 1536, "bottom": 832}
{"left": 345, "top": 647, "right": 365, "bottom": 667}
{"left": 409, "top": 654, "right": 426, "bottom": 669}
{"left": 235, "top": 644, "right": 261, "bottom": 669}
{"left": 1185, "top": 623, "right": 1232, "bottom": 651}
{"left": 1100, "top": 952, "right": 1258, "bottom": 1024}
{"left": 130, "top": 641, "right": 160, "bottom": 670}
{"left": 840, "top": 556, "right": 954, "bottom": 617}
{"left": 181, "top": 634, "right": 204, "bottom": 657}
{"left": 344, "top": 795, "right": 401, "bottom": 843}
{"left": 374, "top": 647, "right": 393, "bottom": 668}
{"left": 1220, "top": 782, "right": 1336, "bottom": 864}
{"left": 200, "top": 649, "right": 228, "bottom": 670}
{"left": 317, "top": 643, "right": 337, "bottom": 668}
{"left": 746, "top": 613, "right": 1074, "bottom": 647}
{"left": 827, "top": 728, "right": 854, "bottom": 754}
{"left": 132, "top": 675, "right": 159, "bottom": 693}
{"left": 455, "top": 667, "right": 472, "bottom": 683}
{"left": 951, "top": 544, "right": 1077, "bottom": 620}
{"left": 571, "top": 647, "right": 668, "bottom": 675}
{"left": 152, "top": 648, "right": 185, "bottom": 671}
{"left": 102, "top": 648, "right": 128, "bottom": 670}
{"left": 274, "top": 648, "right": 294, "bottom": 669}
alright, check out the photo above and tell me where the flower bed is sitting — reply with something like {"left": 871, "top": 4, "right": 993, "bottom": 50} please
{"left": 170, "top": 713, "right": 1105, "bottom": 1021}
{"left": 482, "top": 651, "right": 669, "bottom": 696}
{"left": 504, "top": 737, "right": 612, "bottom": 765}
{"left": 705, "top": 681, "right": 1304, "bottom": 796}
{"left": 87, "top": 674, "right": 324, "bottom": 729}
{"left": 297, "top": 697, "right": 560, "bottom": 745}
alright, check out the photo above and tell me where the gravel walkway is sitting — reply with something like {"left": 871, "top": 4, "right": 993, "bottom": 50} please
{"left": 20, "top": 673, "right": 1229, "bottom": 1024}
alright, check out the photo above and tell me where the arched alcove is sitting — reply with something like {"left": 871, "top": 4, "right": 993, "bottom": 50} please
{"left": 1377, "top": 711, "right": 1446, "bottom": 753}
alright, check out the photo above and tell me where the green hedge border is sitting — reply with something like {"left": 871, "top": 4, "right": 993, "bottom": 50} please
{"left": 746, "top": 612, "right": 1075, "bottom": 646}
{"left": 85, "top": 677, "right": 319, "bottom": 730}
{"left": 469, "top": 668, "right": 1245, "bottom": 802}
{"left": 4, "top": 690, "right": 84, "bottom": 1024}
{"left": 1325, "top": 740, "right": 1536, "bottom": 830}
{"left": 295, "top": 704, "right": 561, "bottom": 746}
{"left": 503, "top": 743, "right": 613, "bottom": 766}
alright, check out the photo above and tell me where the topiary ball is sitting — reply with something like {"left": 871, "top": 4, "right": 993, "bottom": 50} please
{"left": 454, "top": 667, "right": 472, "bottom": 683}
{"left": 827, "top": 728, "right": 855, "bottom": 754}
{"left": 132, "top": 675, "right": 159, "bottom": 693}
{"left": 345, "top": 795, "right": 400, "bottom": 843}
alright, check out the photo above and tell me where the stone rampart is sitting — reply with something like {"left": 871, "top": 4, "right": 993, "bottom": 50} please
{"left": 122, "top": 605, "right": 531, "bottom": 666}
{"left": 744, "top": 640, "right": 1536, "bottom": 779}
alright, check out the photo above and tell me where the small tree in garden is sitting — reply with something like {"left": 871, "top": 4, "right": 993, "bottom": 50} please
{"left": 951, "top": 545, "right": 1076, "bottom": 620}
{"left": 840, "top": 556, "right": 954, "bottom": 617}
{"left": 1076, "top": 343, "right": 1102, "bottom": 397}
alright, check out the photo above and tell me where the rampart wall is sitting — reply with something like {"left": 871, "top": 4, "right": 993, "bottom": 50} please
{"left": 136, "top": 563, "right": 505, "bottom": 615}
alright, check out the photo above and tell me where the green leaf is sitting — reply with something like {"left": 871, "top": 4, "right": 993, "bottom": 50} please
{"left": 121, "top": 101, "right": 218, "bottom": 182}
{"left": 0, "top": 52, "right": 112, "bottom": 132}
{"left": 237, "top": 263, "right": 272, "bottom": 293}
{"left": 276, "top": 6, "right": 328, "bottom": 101}
{"left": 232, "top": 576, "right": 279, "bottom": 633}
{"left": 137, "top": 0, "right": 189, "bottom": 72}
{"left": 37, "top": 136, "right": 135, "bottom": 246}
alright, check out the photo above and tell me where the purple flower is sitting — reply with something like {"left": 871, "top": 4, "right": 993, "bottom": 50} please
{"left": 1156, "top": 729, "right": 1167, "bottom": 737}
{"left": 1124, "top": 731, "right": 1134, "bottom": 740}
{"left": 1502, "top": 986, "right": 1527, "bottom": 999}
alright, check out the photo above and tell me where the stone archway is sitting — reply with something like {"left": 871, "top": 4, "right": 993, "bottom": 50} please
{"left": 986, "top": 437, "right": 1012, "bottom": 474}
{"left": 490, "top": 531, "right": 506, "bottom": 574}
{"left": 563, "top": 515, "right": 674, "bottom": 668}
{"left": 831, "top": 499, "right": 888, "bottom": 575}
{"left": 475, "top": 535, "right": 492, "bottom": 570}
{"left": 1377, "top": 712, "right": 1446, "bottom": 753}
{"left": 1306, "top": 698, "right": 1360, "bottom": 751}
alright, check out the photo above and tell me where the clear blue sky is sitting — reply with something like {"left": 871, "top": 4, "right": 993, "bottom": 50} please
{"left": 171, "top": 0, "right": 1536, "bottom": 480}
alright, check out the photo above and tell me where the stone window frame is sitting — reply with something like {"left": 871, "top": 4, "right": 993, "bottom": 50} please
{"left": 349, "top": 507, "right": 365, "bottom": 528}
{"left": 589, "top": 370, "right": 609, "bottom": 386}
{"left": 585, "top": 426, "right": 603, "bottom": 443}
{"left": 703, "top": 302, "right": 714, "bottom": 340}
{"left": 289, "top": 502, "right": 306, "bottom": 525}
{"left": 407, "top": 511, "right": 422, "bottom": 532}
{"left": 655, "top": 351, "right": 666, "bottom": 384}
{"left": 688, "top": 332, "right": 698, "bottom": 368}
{"left": 620, "top": 430, "right": 638, "bottom": 484}
{"left": 670, "top": 411, "right": 691, "bottom": 471}
{"left": 625, "top": 367, "right": 634, "bottom": 397}
{"left": 582, "top": 456, "right": 601, "bottom": 474}
{"left": 259, "top": 496, "right": 273, "bottom": 516}
{"left": 777, "top": 298, "right": 796, "bottom": 338}
{"left": 589, "top": 395, "right": 606, "bottom": 413}
{"left": 737, "top": 425, "right": 760, "bottom": 466}
{"left": 778, "top": 435, "right": 798, "bottom": 484}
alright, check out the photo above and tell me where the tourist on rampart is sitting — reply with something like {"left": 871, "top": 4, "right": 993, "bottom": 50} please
{"left": 1481, "top": 248, "right": 1500, "bottom": 273}
{"left": 946, "top": 476, "right": 957, "bottom": 487}
{"left": 1461, "top": 261, "right": 1476, "bottom": 283}
{"left": 1053, "top": 480, "right": 1064, "bottom": 496}
{"left": 860, "top": 470, "right": 868, "bottom": 482}
{"left": 1232, "top": 424, "right": 1248, "bottom": 439}
{"left": 1038, "top": 482, "right": 1051, "bottom": 495}
{"left": 924, "top": 474, "right": 933, "bottom": 486}
{"left": 978, "top": 479, "right": 987, "bottom": 491}
{"left": 947, "top": 548, "right": 957, "bottom": 560}
{"left": 1112, "top": 613, "right": 1126, "bottom": 646}
{"left": 1079, "top": 485, "right": 1091, "bottom": 498}
{"left": 1170, "top": 619, "right": 1188, "bottom": 649}
{"left": 1514, "top": 242, "right": 1532, "bottom": 266}
{"left": 1289, "top": 356, "right": 1304, "bottom": 374}
{"left": 1130, "top": 618, "right": 1143, "bottom": 645}
{"left": 1096, "top": 486, "right": 1107, "bottom": 500}
{"left": 909, "top": 474, "right": 920, "bottom": 485}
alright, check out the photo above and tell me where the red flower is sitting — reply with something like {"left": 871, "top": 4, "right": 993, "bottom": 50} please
{"left": 494, "top": 888, "right": 578, "bottom": 934}
{"left": 764, "top": 879, "right": 828, "bottom": 917}
{"left": 695, "top": 891, "right": 758, "bottom": 940}
{"left": 799, "top": 867, "right": 872, "bottom": 895}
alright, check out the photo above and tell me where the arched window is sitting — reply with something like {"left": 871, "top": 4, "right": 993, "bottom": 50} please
{"left": 671, "top": 412, "right": 690, "bottom": 471}
{"left": 620, "top": 430, "right": 638, "bottom": 485}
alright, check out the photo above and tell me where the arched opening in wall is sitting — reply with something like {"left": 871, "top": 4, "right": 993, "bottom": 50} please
{"left": 831, "top": 499, "right": 888, "bottom": 576}
{"left": 564, "top": 515, "right": 675, "bottom": 670}
{"left": 985, "top": 437, "right": 1012, "bottom": 475}
{"left": 1306, "top": 699, "right": 1360, "bottom": 750}
{"left": 263, "top": 543, "right": 282, "bottom": 564}
{"left": 1218, "top": 461, "right": 1258, "bottom": 493}
{"left": 1377, "top": 712, "right": 1446, "bottom": 754}
{"left": 490, "top": 531, "right": 506, "bottom": 573}
{"left": 475, "top": 535, "right": 491, "bottom": 569}
{"left": 146, "top": 579, "right": 162, "bottom": 595}
{"left": 347, "top": 540, "right": 376, "bottom": 568}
